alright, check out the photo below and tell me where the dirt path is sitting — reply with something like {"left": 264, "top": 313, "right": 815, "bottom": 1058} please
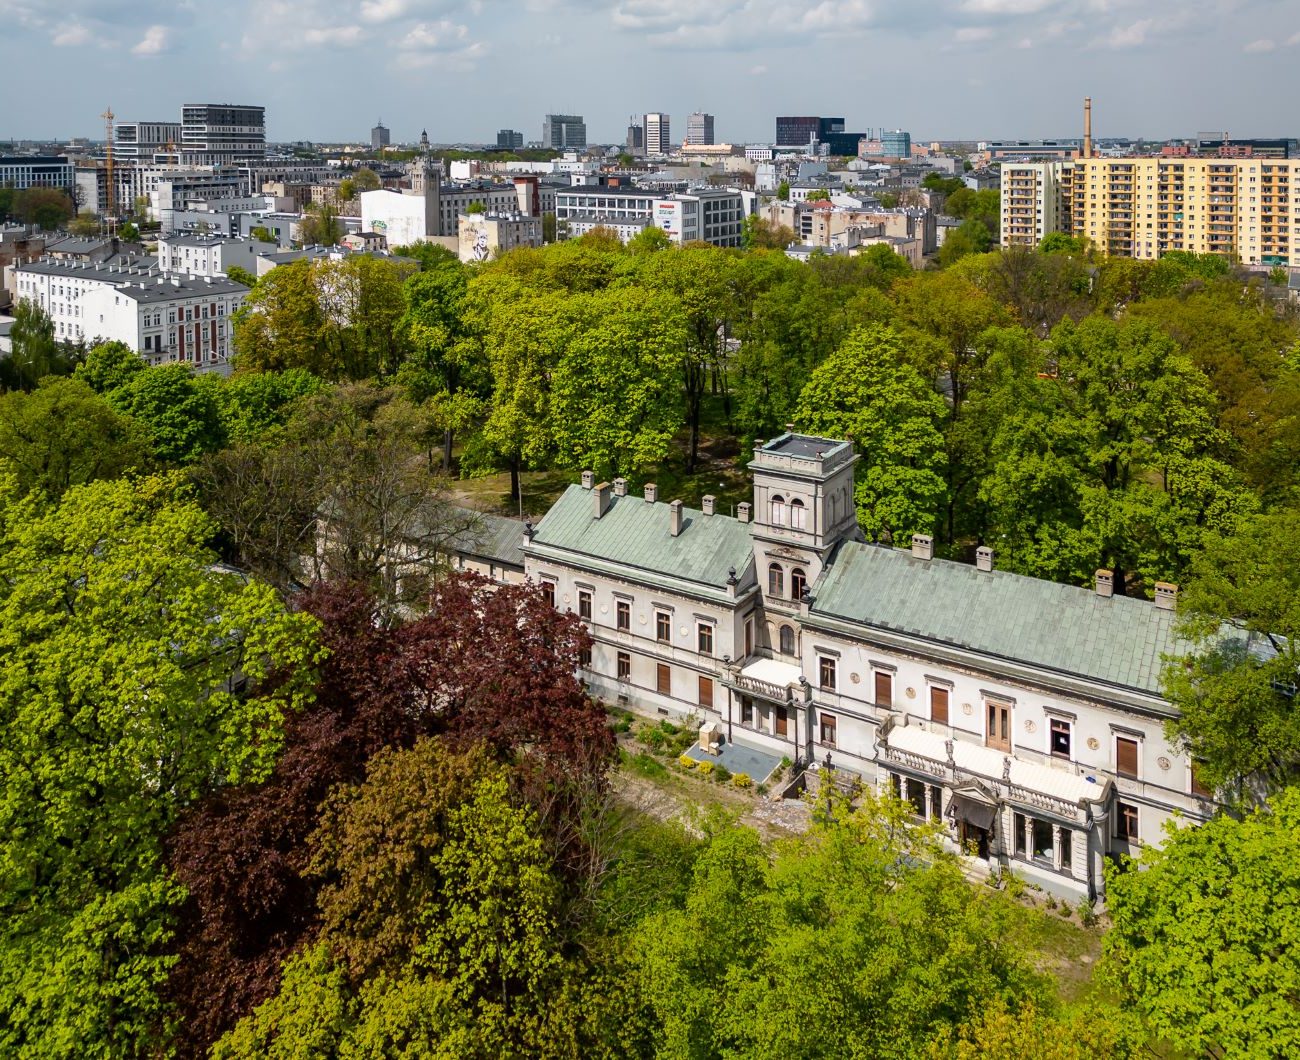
{"left": 613, "top": 765, "right": 811, "bottom": 840}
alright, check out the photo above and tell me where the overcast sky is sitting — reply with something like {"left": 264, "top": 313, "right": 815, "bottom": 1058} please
{"left": 3, "top": 0, "right": 1298, "bottom": 145}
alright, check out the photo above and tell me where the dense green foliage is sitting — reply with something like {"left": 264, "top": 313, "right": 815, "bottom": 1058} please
{"left": 2, "top": 229, "right": 1299, "bottom": 1055}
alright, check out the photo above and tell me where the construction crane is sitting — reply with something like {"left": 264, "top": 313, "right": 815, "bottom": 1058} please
{"left": 101, "top": 106, "right": 115, "bottom": 227}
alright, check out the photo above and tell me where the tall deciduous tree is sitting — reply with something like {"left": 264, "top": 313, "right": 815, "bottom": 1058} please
{"left": 549, "top": 287, "right": 686, "bottom": 479}
{"left": 0, "top": 377, "right": 149, "bottom": 499}
{"left": 5, "top": 297, "right": 59, "bottom": 390}
{"left": 74, "top": 339, "right": 145, "bottom": 394}
{"left": 0, "top": 474, "right": 319, "bottom": 1059}
{"left": 796, "top": 324, "right": 948, "bottom": 544}
{"left": 166, "top": 576, "right": 607, "bottom": 1053}
{"left": 106, "top": 363, "right": 226, "bottom": 465}
{"left": 1161, "top": 507, "right": 1300, "bottom": 798}
{"left": 1104, "top": 789, "right": 1300, "bottom": 1059}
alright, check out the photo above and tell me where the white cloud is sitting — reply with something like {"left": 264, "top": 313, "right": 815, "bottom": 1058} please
{"left": 400, "top": 18, "right": 468, "bottom": 48}
{"left": 955, "top": 26, "right": 994, "bottom": 41}
{"left": 52, "top": 23, "right": 92, "bottom": 46}
{"left": 750, "top": 63, "right": 768, "bottom": 74}
{"left": 1097, "top": 17, "right": 1153, "bottom": 48}
{"left": 131, "top": 25, "right": 170, "bottom": 55}
{"left": 1286, "top": 30, "right": 1300, "bottom": 46}
{"left": 959, "top": 0, "right": 1055, "bottom": 14}
{"left": 1243, "top": 38, "right": 1275, "bottom": 52}
{"left": 303, "top": 24, "right": 363, "bottom": 45}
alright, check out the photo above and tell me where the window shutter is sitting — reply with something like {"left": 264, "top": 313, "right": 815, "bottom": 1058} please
{"left": 930, "top": 686, "right": 949, "bottom": 724}
{"left": 874, "top": 671, "right": 892, "bottom": 707}
{"left": 1116, "top": 737, "right": 1139, "bottom": 778}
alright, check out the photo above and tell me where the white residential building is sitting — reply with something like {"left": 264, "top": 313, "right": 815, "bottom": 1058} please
{"left": 645, "top": 113, "right": 671, "bottom": 155}
{"left": 554, "top": 186, "right": 748, "bottom": 247}
{"left": 157, "top": 234, "right": 278, "bottom": 277}
{"left": 10, "top": 256, "right": 247, "bottom": 373}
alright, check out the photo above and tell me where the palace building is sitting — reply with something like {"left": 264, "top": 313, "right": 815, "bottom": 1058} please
{"left": 514, "top": 434, "right": 1217, "bottom": 901}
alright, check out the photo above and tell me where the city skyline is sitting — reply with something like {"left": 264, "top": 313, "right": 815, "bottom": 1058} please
{"left": 2, "top": 0, "right": 1298, "bottom": 143}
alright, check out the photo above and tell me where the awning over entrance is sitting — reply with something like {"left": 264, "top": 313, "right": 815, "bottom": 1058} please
{"left": 949, "top": 793, "right": 998, "bottom": 832}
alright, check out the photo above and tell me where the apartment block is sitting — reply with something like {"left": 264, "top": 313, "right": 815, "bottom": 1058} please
{"left": 645, "top": 113, "right": 671, "bottom": 155}
{"left": 1001, "top": 156, "right": 1300, "bottom": 266}
{"left": 687, "top": 112, "right": 715, "bottom": 146}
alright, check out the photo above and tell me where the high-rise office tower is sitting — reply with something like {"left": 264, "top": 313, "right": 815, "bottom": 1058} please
{"left": 542, "top": 114, "right": 586, "bottom": 151}
{"left": 687, "top": 112, "right": 715, "bottom": 145}
{"left": 645, "top": 113, "right": 671, "bottom": 155}
{"left": 626, "top": 118, "right": 645, "bottom": 156}
{"left": 497, "top": 129, "right": 524, "bottom": 149}
{"left": 372, "top": 120, "right": 390, "bottom": 151}
{"left": 180, "top": 104, "right": 266, "bottom": 165}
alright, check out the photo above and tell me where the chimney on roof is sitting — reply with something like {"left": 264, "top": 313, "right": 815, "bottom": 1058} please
{"left": 581, "top": 470, "right": 594, "bottom": 490}
{"left": 644, "top": 483, "right": 657, "bottom": 503}
{"left": 612, "top": 477, "right": 627, "bottom": 497}
{"left": 1154, "top": 582, "right": 1178, "bottom": 611}
{"left": 737, "top": 502, "right": 751, "bottom": 523}
{"left": 1095, "top": 569, "right": 1114, "bottom": 598}
{"left": 911, "top": 533, "right": 933, "bottom": 561}
{"left": 593, "top": 481, "right": 612, "bottom": 519}
{"left": 702, "top": 495, "right": 716, "bottom": 516}
{"left": 975, "top": 545, "right": 994, "bottom": 572}
{"left": 670, "top": 499, "right": 684, "bottom": 536}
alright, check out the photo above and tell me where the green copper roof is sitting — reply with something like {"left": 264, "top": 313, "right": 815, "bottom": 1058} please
{"left": 530, "top": 484, "right": 755, "bottom": 590}
{"left": 809, "top": 541, "right": 1185, "bottom": 695}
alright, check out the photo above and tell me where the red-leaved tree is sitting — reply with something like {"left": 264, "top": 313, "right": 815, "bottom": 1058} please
{"left": 165, "top": 574, "right": 609, "bottom": 1055}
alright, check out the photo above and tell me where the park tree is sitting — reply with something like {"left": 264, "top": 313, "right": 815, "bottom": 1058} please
{"left": 74, "top": 339, "right": 144, "bottom": 394}
{"left": 632, "top": 788, "right": 1053, "bottom": 1059}
{"left": 106, "top": 363, "right": 226, "bottom": 464}
{"left": 166, "top": 575, "right": 607, "bottom": 1052}
{"left": 4, "top": 297, "right": 59, "bottom": 390}
{"left": 1161, "top": 507, "right": 1300, "bottom": 798}
{"left": 314, "top": 254, "right": 416, "bottom": 379}
{"left": 299, "top": 202, "right": 342, "bottom": 246}
{"left": 14, "top": 186, "right": 73, "bottom": 230}
{"left": 634, "top": 246, "right": 735, "bottom": 471}
{"left": 233, "top": 258, "right": 329, "bottom": 375}
{"left": 775, "top": 180, "right": 790, "bottom": 201}
{"left": 1104, "top": 789, "right": 1300, "bottom": 1058}
{"left": 68, "top": 210, "right": 101, "bottom": 236}
{"left": 741, "top": 215, "right": 795, "bottom": 250}
{"left": 210, "top": 367, "right": 324, "bottom": 443}
{"left": 0, "top": 474, "right": 319, "bottom": 1059}
{"left": 548, "top": 287, "right": 686, "bottom": 479}
{"left": 0, "top": 377, "right": 149, "bottom": 499}
{"left": 225, "top": 264, "right": 257, "bottom": 288}
{"left": 795, "top": 324, "right": 948, "bottom": 543}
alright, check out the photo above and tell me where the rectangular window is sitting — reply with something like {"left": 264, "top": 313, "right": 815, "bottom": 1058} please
{"left": 656, "top": 611, "right": 671, "bottom": 643}
{"left": 698, "top": 676, "right": 713, "bottom": 709}
{"left": 1014, "top": 812, "right": 1028, "bottom": 857}
{"left": 986, "top": 701, "right": 1011, "bottom": 752}
{"left": 697, "top": 623, "right": 713, "bottom": 656}
{"left": 819, "top": 656, "right": 837, "bottom": 691}
{"left": 656, "top": 663, "right": 671, "bottom": 696}
{"left": 1060, "top": 829, "right": 1072, "bottom": 870}
{"left": 617, "top": 652, "right": 630, "bottom": 682}
{"left": 540, "top": 580, "right": 556, "bottom": 608}
{"left": 873, "top": 670, "right": 892, "bottom": 708}
{"left": 578, "top": 590, "right": 591, "bottom": 621}
{"left": 1032, "top": 818, "right": 1054, "bottom": 862}
{"left": 741, "top": 697, "right": 754, "bottom": 726}
{"left": 1190, "top": 761, "right": 1213, "bottom": 799}
{"left": 1116, "top": 736, "right": 1140, "bottom": 779}
{"left": 1050, "top": 719, "right": 1072, "bottom": 759}
{"left": 1116, "top": 801, "right": 1139, "bottom": 841}
{"left": 616, "top": 600, "right": 630, "bottom": 632}
{"left": 819, "top": 712, "right": 837, "bottom": 746}
{"left": 929, "top": 685, "right": 949, "bottom": 725}
{"left": 578, "top": 645, "right": 591, "bottom": 668}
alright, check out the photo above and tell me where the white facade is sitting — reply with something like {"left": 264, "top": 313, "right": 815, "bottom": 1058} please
{"left": 12, "top": 258, "right": 247, "bottom": 372}
{"left": 555, "top": 187, "right": 747, "bottom": 247}
{"left": 518, "top": 436, "right": 1217, "bottom": 902}
{"left": 157, "top": 234, "right": 278, "bottom": 277}
{"left": 645, "top": 113, "right": 671, "bottom": 155}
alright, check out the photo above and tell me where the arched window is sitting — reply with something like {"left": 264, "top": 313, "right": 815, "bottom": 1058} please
{"left": 768, "top": 562, "right": 784, "bottom": 597}
{"left": 791, "top": 567, "right": 807, "bottom": 601}
{"left": 780, "top": 624, "right": 796, "bottom": 656}
{"left": 789, "top": 498, "right": 807, "bottom": 530}
{"left": 770, "top": 494, "right": 786, "bottom": 526}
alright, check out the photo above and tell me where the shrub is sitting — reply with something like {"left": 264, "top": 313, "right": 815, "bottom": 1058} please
{"left": 679, "top": 755, "right": 697, "bottom": 770}
{"left": 1077, "top": 899, "right": 1097, "bottom": 927}
{"left": 1056, "top": 901, "right": 1073, "bottom": 918}
{"left": 713, "top": 765, "right": 732, "bottom": 783}
{"left": 1045, "top": 894, "right": 1057, "bottom": 910}
{"left": 696, "top": 761, "right": 715, "bottom": 777}
{"left": 1003, "top": 871, "right": 1026, "bottom": 899}
{"left": 756, "top": 783, "right": 769, "bottom": 796}
{"left": 732, "top": 773, "right": 753, "bottom": 789}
